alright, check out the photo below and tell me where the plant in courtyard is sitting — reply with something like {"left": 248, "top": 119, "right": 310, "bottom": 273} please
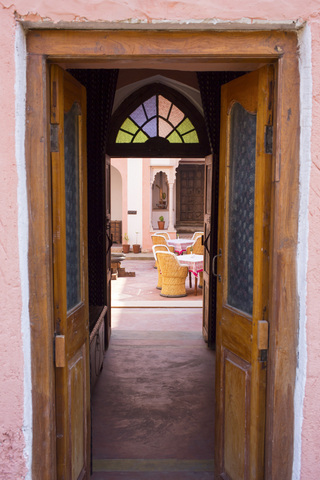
{"left": 133, "top": 232, "right": 141, "bottom": 254}
{"left": 122, "top": 233, "right": 130, "bottom": 253}
{"left": 159, "top": 215, "right": 164, "bottom": 222}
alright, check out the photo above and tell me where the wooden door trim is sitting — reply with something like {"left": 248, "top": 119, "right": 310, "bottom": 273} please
{"left": 25, "top": 29, "right": 299, "bottom": 480}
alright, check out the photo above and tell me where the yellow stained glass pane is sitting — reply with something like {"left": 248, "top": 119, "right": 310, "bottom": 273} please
{"left": 116, "top": 130, "right": 134, "bottom": 143}
{"left": 121, "top": 117, "right": 139, "bottom": 135}
{"left": 177, "top": 118, "right": 194, "bottom": 135}
{"left": 167, "top": 131, "right": 183, "bottom": 143}
{"left": 133, "top": 130, "right": 149, "bottom": 143}
{"left": 159, "top": 96, "right": 171, "bottom": 119}
{"left": 182, "top": 130, "right": 199, "bottom": 143}
{"left": 159, "top": 118, "right": 173, "bottom": 138}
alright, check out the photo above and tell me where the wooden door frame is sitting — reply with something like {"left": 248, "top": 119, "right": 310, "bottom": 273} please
{"left": 25, "top": 29, "right": 299, "bottom": 480}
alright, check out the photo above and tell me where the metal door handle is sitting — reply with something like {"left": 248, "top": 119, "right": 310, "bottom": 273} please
{"left": 203, "top": 232, "right": 211, "bottom": 254}
{"left": 106, "top": 232, "right": 113, "bottom": 254}
{"left": 213, "top": 249, "right": 222, "bottom": 282}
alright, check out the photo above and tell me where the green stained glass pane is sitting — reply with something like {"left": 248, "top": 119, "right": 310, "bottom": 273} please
{"left": 116, "top": 130, "right": 134, "bottom": 143}
{"left": 182, "top": 130, "right": 199, "bottom": 143}
{"left": 121, "top": 117, "right": 139, "bottom": 135}
{"left": 133, "top": 130, "right": 149, "bottom": 143}
{"left": 177, "top": 118, "right": 194, "bottom": 135}
{"left": 167, "top": 131, "right": 183, "bottom": 143}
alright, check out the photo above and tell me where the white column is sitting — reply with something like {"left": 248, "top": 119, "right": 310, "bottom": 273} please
{"left": 168, "top": 182, "right": 174, "bottom": 230}
{"left": 127, "top": 158, "right": 142, "bottom": 245}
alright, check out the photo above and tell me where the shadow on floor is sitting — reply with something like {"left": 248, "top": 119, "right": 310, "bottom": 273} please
{"left": 91, "top": 259, "right": 214, "bottom": 479}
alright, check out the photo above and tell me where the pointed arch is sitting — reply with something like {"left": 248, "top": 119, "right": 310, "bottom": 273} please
{"left": 107, "top": 83, "right": 210, "bottom": 157}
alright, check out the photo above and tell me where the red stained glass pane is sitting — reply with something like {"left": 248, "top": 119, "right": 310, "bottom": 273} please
{"left": 168, "top": 104, "right": 184, "bottom": 126}
{"left": 158, "top": 95, "right": 171, "bottom": 119}
{"left": 159, "top": 118, "right": 173, "bottom": 138}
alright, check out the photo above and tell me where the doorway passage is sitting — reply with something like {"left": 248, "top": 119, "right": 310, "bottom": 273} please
{"left": 91, "top": 257, "right": 215, "bottom": 479}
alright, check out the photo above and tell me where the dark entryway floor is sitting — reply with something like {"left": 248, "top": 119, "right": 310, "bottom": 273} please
{"left": 91, "top": 259, "right": 215, "bottom": 479}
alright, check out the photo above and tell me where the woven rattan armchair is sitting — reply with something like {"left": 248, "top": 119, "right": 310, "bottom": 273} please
{"left": 155, "top": 231, "right": 170, "bottom": 240}
{"left": 151, "top": 234, "right": 174, "bottom": 253}
{"left": 152, "top": 245, "right": 170, "bottom": 289}
{"left": 192, "top": 231, "right": 204, "bottom": 240}
{"left": 186, "top": 235, "right": 204, "bottom": 255}
{"left": 156, "top": 251, "right": 189, "bottom": 298}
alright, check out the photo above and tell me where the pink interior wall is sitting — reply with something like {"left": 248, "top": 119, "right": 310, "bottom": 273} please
{"left": 111, "top": 158, "right": 127, "bottom": 243}
{"left": 0, "top": 9, "right": 27, "bottom": 480}
{"left": 1, "top": 1, "right": 320, "bottom": 478}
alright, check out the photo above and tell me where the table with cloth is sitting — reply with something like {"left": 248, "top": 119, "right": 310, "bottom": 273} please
{"left": 178, "top": 253, "right": 204, "bottom": 296}
{"left": 167, "top": 238, "right": 194, "bottom": 255}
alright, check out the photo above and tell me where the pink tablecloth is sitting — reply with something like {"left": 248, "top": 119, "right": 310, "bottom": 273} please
{"left": 167, "top": 238, "right": 194, "bottom": 254}
{"left": 178, "top": 254, "right": 204, "bottom": 277}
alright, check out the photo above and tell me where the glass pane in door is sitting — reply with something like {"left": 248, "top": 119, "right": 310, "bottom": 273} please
{"left": 64, "top": 102, "right": 81, "bottom": 311}
{"left": 227, "top": 102, "right": 256, "bottom": 315}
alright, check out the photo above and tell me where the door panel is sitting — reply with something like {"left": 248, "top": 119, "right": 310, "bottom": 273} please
{"left": 224, "top": 350, "right": 251, "bottom": 479}
{"left": 202, "top": 154, "right": 213, "bottom": 343}
{"left": 105, "top": 155, "right": 112, "bottom": 345}
{"left": 215, "top": 66, "right": 273, "bottom": 479}
{"left": 51, "top": 65, "right": 90, "bottom": 479}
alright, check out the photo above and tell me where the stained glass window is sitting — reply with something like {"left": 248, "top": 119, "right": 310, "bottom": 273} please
{"left": 115, "top": 94, "right": 199, "bottom": 144}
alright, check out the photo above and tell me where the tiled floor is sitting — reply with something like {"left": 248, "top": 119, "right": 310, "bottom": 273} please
{"left": 91, "top": 259, "right": 214, "bottom": 479}
{"left": 111, "top": 259, "right": 203, "bottom": 307}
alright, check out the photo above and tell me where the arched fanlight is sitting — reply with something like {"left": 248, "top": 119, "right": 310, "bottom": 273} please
{"left": 116, "top": 94, "right": 199, "bottom": 145}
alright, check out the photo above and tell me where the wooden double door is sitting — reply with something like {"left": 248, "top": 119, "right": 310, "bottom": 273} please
{"left": 51, "top": 65, "right": 273, "bottom": 479}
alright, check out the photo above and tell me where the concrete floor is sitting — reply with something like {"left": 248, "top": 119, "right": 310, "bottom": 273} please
{"left": 91, "top": 259, "right": 215, "bottom": 479}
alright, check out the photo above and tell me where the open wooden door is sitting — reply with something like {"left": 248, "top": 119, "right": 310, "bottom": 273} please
{"left": 51, "top": 65, "right": 90, "bottom": 479}
{"left": 215, "top": 66, "right": 273, "bottom": 479}
{"left": 105, "top": 154, "right": 112, "bottom": 346}
{"left": 202, "top": 154, "right": 213, "bottom": 345}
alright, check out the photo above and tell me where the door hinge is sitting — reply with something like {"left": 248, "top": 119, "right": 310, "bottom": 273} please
{"left": 258, "top": 320, "right": 269, "bottom": 362}
{"left": 264, "top": 125, "right": 273, "bottom": 154}
{"left": 50, "top": 124, "right": 59, "bottom": 152}
{"left": 54, "top": 334, "right": 66, "bottom": 367}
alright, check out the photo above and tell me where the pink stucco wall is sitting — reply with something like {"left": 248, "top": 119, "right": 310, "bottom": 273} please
{"left": 0, "top": 8, "right": 27, "bottom": 480}
{"left": 9, "top": 0, "right": 320, "bottom": 25}
{"left": 1, "top": 1, "right": 320, "bottom": 478}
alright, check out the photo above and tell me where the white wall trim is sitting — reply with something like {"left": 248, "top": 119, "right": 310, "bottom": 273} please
{"left": 292, "top": 22, "right": 312, "bottom": 480}
{"left": 15, "top": 23, "right": 32, "bottom": 479}
{"left": 18, "top": 18, "right": 304, "bottom": 31}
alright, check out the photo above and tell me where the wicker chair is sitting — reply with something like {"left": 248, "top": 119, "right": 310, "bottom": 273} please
{"left": 186, "top": 235, "right": 204, "bottom": 288}
{"left": 156, "top": 251, "right": 189, "bottom": 298}
{"left": 192, "top": 231, "right": 204, "bottom": 240}
{"left": 152, "top": 245, "right": 170, "bottom": 289}
{"left": 151, "top": 234, "right": 174, "bottom": 252}
{"left": 186, "top": 235, "right": 204, "bottom": 255}
{"left": 155, "top": 231, "right": 170, "bottom": 240}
